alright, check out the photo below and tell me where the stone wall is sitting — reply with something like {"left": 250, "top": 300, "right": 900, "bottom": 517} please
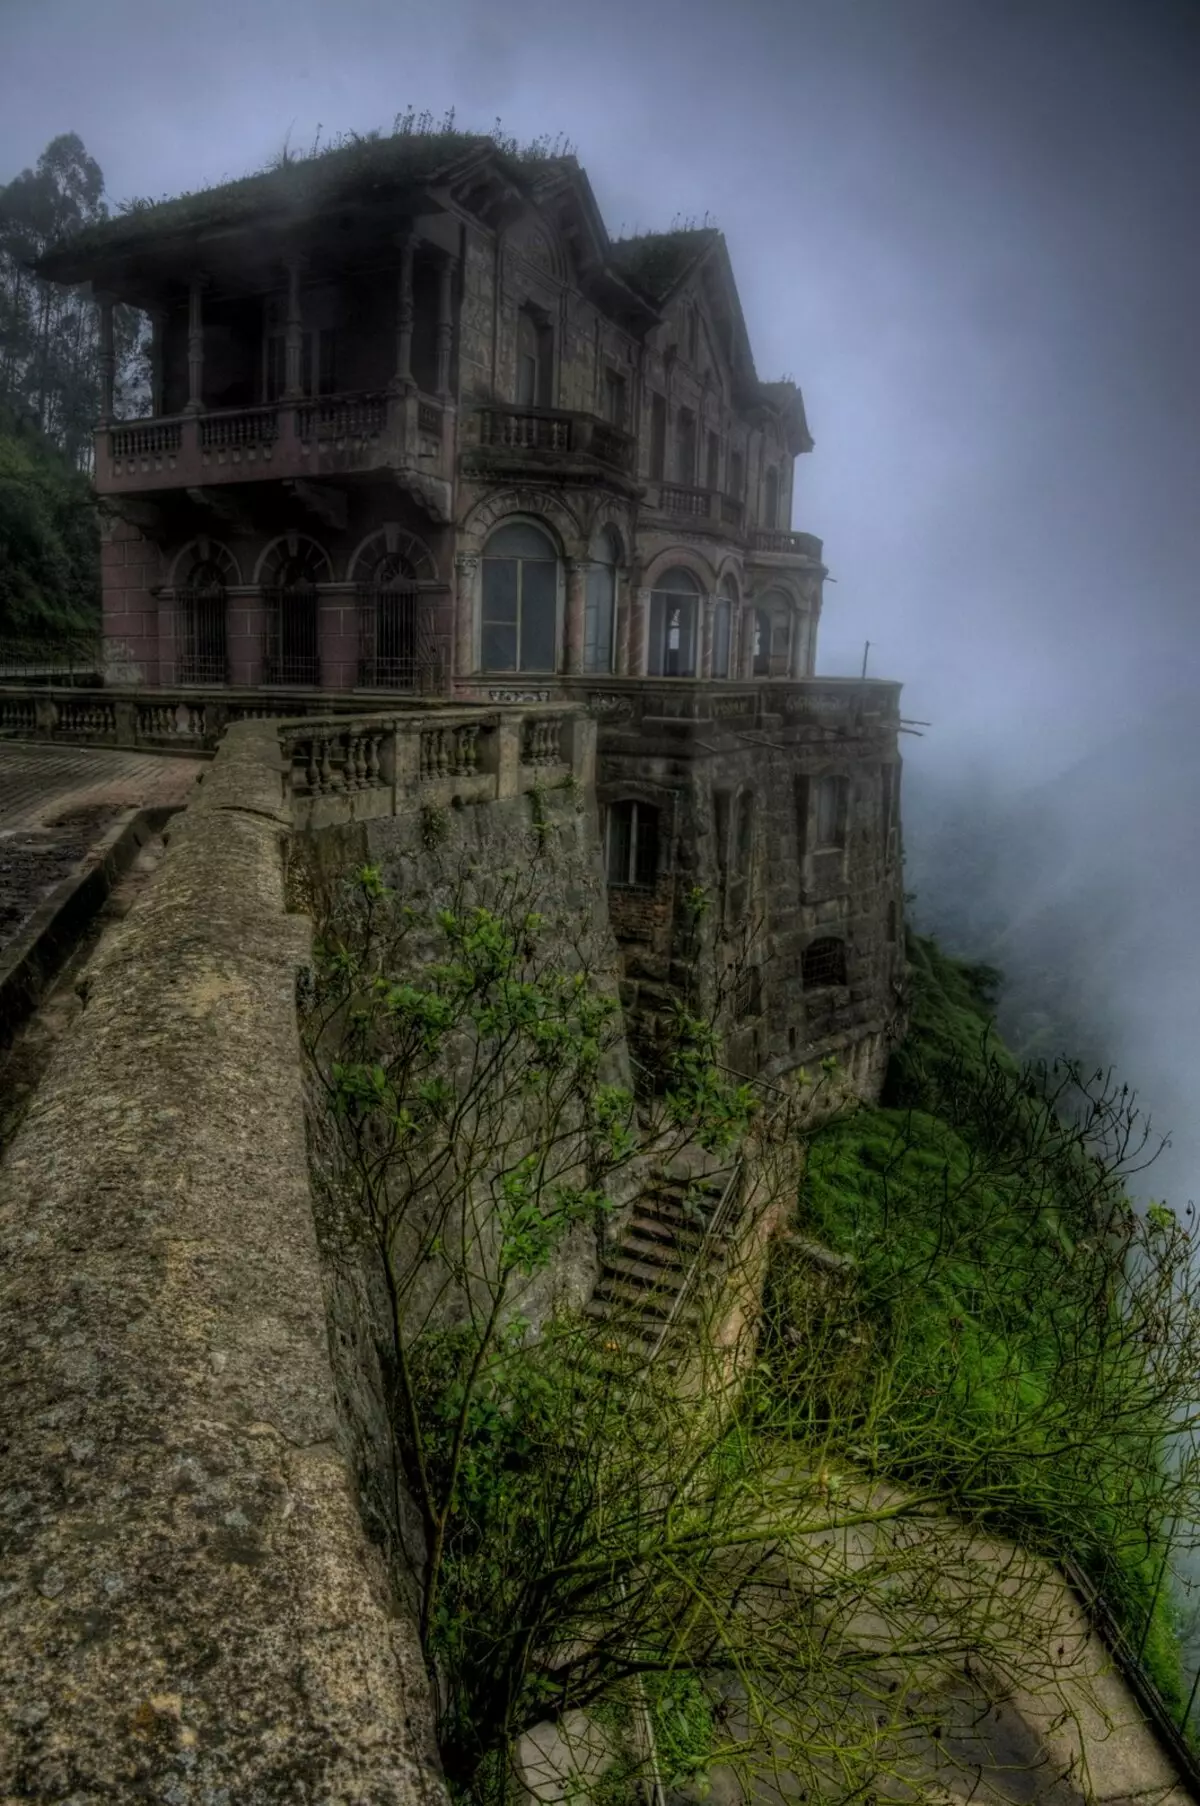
{"left": 596, "top": 688, "right": 905, "bottom": 1096}
{"left": 0, "top": 722, "right": 448, "bottom": 1805}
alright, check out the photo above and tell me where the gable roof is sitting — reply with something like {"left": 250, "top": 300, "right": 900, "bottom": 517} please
{"left": 608, "top": 227, "right": 720, "bottom": 304}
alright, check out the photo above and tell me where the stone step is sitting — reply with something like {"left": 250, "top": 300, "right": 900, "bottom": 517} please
{"left": 601, "top": 1252, "right": 688, "bottom": 1292}
{"left": 591, "top": 1275, "right": 702, "bottom": 1324}
{"left": 625, "top": 1212, "right": 728, "bottom": 1252}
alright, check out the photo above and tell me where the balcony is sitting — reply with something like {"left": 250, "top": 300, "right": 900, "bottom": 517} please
{"left": 96, "top": 390, "right": 450, "bottom": 499}
{"left": 748, "top": 528, "right": 824, "bottom": 565}
{"left": 462, "top": 405, "right": 637, "bottom": 482}
{"left": 642, "top": 482, "right": 745, "bottom": 537}
{"left": 567, "top": 675, "right": 902, "bottom": 736}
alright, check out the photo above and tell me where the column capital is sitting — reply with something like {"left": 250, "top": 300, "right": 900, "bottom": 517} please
{"left": 455, "top": 552, "right": 479, "bottom": 575}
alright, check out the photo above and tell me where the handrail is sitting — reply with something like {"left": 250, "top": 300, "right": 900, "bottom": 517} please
{"left": 642, "top": 1158, "right": 744, "bottom": 1368}
{"left": 1061, "top": 1554, "right": 1200, "bottom": 1793}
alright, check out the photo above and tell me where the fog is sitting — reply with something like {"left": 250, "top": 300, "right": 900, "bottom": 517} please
{"left": 3, "top": 0, "right": 1199, "bottom": 1194}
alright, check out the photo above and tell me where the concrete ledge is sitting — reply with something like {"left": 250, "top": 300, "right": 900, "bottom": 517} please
{"left": 0, "top": 805, "right": 176, "bottom": 1049}
{"left": 0, "top": 722, "right": 447, "bottom": 1804}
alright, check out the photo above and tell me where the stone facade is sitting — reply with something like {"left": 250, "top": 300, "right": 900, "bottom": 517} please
{"left": 40, "top": 131, "right": 904, "bottom": 1087}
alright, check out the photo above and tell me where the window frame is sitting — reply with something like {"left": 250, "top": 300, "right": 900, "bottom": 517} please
{"left": 480, "top": 523, "right": 561, "bottom": 674}
{"left": 814, "top": 775, "right": 850, "bottom": 851}
{"left": 605, "top": 799, "right": 659, "bottom": 890}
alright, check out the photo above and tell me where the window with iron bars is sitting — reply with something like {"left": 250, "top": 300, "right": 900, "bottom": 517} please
{"left": 177, "top": 563, "right": 228, "bottom": 684}
{"left": 357, "top": 555, "right": 440, "bottom": 691}
{"left": 801, "top": 937, "right": 848, "bottom": 990}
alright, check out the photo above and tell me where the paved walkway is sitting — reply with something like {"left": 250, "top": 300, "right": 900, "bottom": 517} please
{"left": 0, "top": 742, "right": 204, "bottom": 955}
{"left": 0, "top": 741, "right": 205, "bottom": 833}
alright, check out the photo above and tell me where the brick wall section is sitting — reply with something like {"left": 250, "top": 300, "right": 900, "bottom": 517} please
{"left": 100, "top": 514, "right": 162, "bottom": 683}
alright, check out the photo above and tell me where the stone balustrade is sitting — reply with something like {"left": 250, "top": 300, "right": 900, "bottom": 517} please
{"left": 468, "top": 404, "right": 637, "bottom": 475}
{"left": 568, "top": 675, "right": 902, "bottom": 734}
{"left": 279, "top": 704, "right": 588, "bottom": 829}
{"left": 96, "top": 388, "right": 448, "bottom": 495}
{"left": 0, "top": 685, "right": 409, "bottom": 754}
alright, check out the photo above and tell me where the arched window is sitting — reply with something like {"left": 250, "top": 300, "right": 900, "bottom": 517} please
{"left": 764, "top": 466, "right": 779, "bottom": 530}
{"left": 178, "top": 558, "right": 228, "bottom": 685}
{"left": 712, "top": 575, "right": 737, "bottom": 679}
{"left": 802, "top": 937, "right": 848, "bottom": 990}
{"left": 648, "top": 566, "right": 700, "bottom": 678}
{"left": 481, "top": 521, "right": 559, "bottom": 673}
{"left": 263, "top": 541, "right": 325, "bottom": 686}
{"left": 606, "top": 799, "right": 659, "bottom": 889}
{"left": 358, "top": 550, "right": 437, "bottom": 690}
{"left": 584, "top": 527, "right": 620, "bottom": 674}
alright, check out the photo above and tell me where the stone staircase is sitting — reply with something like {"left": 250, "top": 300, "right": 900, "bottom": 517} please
{"left": 585, "top": 1166, "right": 739, "bottom": 1363}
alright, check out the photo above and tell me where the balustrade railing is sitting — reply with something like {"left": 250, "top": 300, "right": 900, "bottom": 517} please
{"left": 418, "top": 721, "right": 482, "bottom": 781}
{"left": 417, "top": 399, "right": 442, "bottom": 435}
{"left": 657, "top": 482, "right": 711, "bottom": 518}
{"left": 200, "top": 407, "right": 279, "bottom": 452}
{"left": 473, "top": 405, "right": 635, "bottom": 472}
{"left": 282, "top": 723, "right": 386, "bottom": 798}
{"left": 279, "top": 704, "right": 580, "bottom": 818}
{"left": 295, "top": 392, "right": 388, "bottom": 442}
{"left": 110, "top": 420, "right": 183, "bottom": 460}
{"left": 522, "top": 716, "right": 564, "bottom": 766}
{"left": 749, "top": 528, "right": 824, "bottom": 559}
{"left": 479, "top": 407, "right": 573, "bottom": 453}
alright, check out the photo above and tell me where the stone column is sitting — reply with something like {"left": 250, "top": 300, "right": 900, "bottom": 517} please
{"left": 149, "top": 309, "right": 165, "bottom": 416}
{"left": 185, "top": 276, "right": 205, "bottom": 413}
{"left": 435, "top": 255, "right": 456, "bottom": 400}
{"left": 700, "top": 594, "right": 715, "bottom": 679}
{"left": 615, "top": 573, "right": 632, "bottom": 677}
{"left": 739, "top": 606, "right": 756, "bottom": 680}
{"left": 283, "top": 259, "right": 305, "bottom": 400}
{"left": 454, "top": 554, "right": 478, "bottom": 684}
{"left": 564, "top": 558, "right": 588, "bottom": 676}
{"left": 391, "top": 236, "right": 415, "bottom": 391}
{"left": 630, "top": 586, "right": 652, "bottom": 677}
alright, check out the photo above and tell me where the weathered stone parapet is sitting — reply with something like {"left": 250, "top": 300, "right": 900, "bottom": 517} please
{"left": 0, "top": 721, "right": 447, "bottom": 1804}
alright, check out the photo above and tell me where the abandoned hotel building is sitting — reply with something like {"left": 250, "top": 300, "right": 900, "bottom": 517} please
{"left": 35, "top": 131, "right": 906, "bottom": 1088}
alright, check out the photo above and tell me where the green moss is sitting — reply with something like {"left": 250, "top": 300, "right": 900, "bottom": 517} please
{"left": 768, "top": 931, "right": 1189, "bottom": 1721}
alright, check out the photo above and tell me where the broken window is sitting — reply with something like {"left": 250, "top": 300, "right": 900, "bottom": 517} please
{"left": 606, "top": 800, "right": 659, "bottom": 888}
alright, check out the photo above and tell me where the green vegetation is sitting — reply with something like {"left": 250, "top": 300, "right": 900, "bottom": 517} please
{"left": 0, "top": 406, "right": 99, "bottom": 636}
{"left": 765, "top": 931, "right": 1196, "bottom": 1715}
{"left": 304, "top": 829, "right": 1200, "bottom": 1802}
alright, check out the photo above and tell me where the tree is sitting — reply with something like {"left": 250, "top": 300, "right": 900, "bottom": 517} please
{"left": 0, "top": 133, "right": 148, "bottom": 469}
{"left": 0, "top": 404, "right": 99, "bottom": 635}
{"left": 301, "top": 828, "right": 1200, "bottom": 1805}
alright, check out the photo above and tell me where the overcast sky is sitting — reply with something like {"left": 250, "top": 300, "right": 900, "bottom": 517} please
{"left": 4, "top": 0, "right": 1197, "bottom": 782}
